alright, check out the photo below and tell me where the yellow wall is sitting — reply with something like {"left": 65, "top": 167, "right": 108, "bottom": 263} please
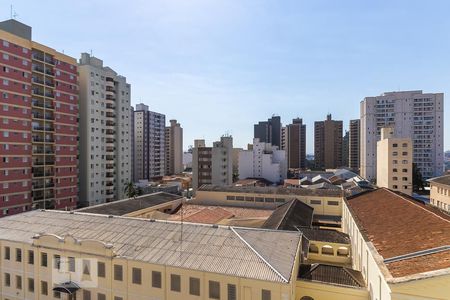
{"left": 429, "top": 182, "right": 450, "bottom": 212}
{"left": 390, "top": 274, "right": 450, "bottom": 300}
{"left": 195, "top": 190, "right": 343, "bottom": 216}
{"left": 307, "top": 240, "right": 351, "bottom": 266}
{"left": 296, "top": 279, "right": 369, "bottom": 300}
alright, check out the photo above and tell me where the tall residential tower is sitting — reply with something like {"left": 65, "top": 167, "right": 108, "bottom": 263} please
{"left": 254, "top": 115, "right": 281, "bottom": 148}
{"left": 349, "top": 119, "right": 360, "bottom": 172}
{"left": 314, "top": 114, "right": 343, "bottom": 169}
{"left": 286, "top": 118, "right": 306, "bottom": 169}
{"left": 165, "top": 119, "right": 183, "bottom": 175}
{"left": 78, "top": 53, "right": 132, "bottom": 206}
{"left": 361, "top": 90, "right": 444, "bottom": 181}
{"left": 0, "top": 19, "right": 79, "bottom": 216}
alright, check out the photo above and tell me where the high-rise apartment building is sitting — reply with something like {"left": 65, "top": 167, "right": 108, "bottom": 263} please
{"left": 192, "top": 135, "right": 233, "bottom": 191}
{"left": 254, "top": 115, "right": 281, "bottom": 148}
{"left": 286, "top": 118, "right": 306, "bottom": 169}
{"left": 349, "top": 119, "right": 360, "bottom": 172}
{"left": 133, "top": 104, "right": 165, "bottom": 181}
{"left": 0, "top": 19, "right": 79, "bottom": 216}
{"left": 361, "top": 90, "right": 444, "bottom": 181}
{"left": 238, "top": 138, "right": 287, "bottom": 183}
{"left": 314, "top": 114, "right": 343, "bottom": 169}
{"left": 281, "top": 126, "right": 287, "bottom": 150}
{"left": 342, "top": 130, "right": 349, "bottom": 167}
{"left": 165, "top": 119, "right": 183, "bottom": 175}
{"left": 78, "top": 53, "right": 132, "bottom": 206}
{"left": 376, "top": 127, "right": 413, "bottom": 195}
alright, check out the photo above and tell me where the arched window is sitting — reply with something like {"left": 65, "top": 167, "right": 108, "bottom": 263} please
{"left": 309, "top": 244, "right": 319, "bottom": 254}
{"left": 300, "top": 296, "right": 314, "bottom": 300}
{"left": 321, "top": 245, "right": 334, "bottom": 255}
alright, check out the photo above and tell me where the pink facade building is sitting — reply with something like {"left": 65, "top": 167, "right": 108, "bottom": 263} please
{"left": 0, "top": 19, "right": 78, "bottom": 216}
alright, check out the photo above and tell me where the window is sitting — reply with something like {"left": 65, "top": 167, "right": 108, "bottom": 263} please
{"left": 28, "top": 250, "right": 34, "bottom": 264}
{"left": 83, "top": 259, "right": 90, "bottom": 275}
{"left": 97, "top": 262, "right": 105, "bottom": 278}
{"left": 3, "top": 40, "right": 9, "bottom": 47}
{"left": 209, "top": 281, "right": 220, "bottom": 299}
{"left": 16, "top": 275, "right": 22, "bottom": 289}
{"left": 41, "top": 252, "right": 47, "bottom": 267}
{"left": 68, "top": 257, "right": 75, "bottom": 272}
{"left": 402, "top": 169, "right": 408, "bottom": 173}
{"left": 392, "top": 151, "right": 398, "bottom": 156}
{"left": 402, "top": 143, "right": 408, "bottom": 147}
{"left": 402, "top": 177, "right": 408, "bottom": 181}
{"left": 402, "top": 160, "right": 408, "bottom": 164}
{"left": 54, "top": 255, "right": 60, "bottom": 269}
{"left": 132, "top": 267, "right": 142, "bottom": 285}
{"left": 114, "top": 297, "right": 123, "bottom": 300}
{"left": 16, "top": 248, "right": 21, "bottom": 262}
{"left": 393, "top": 168, "right": 398, "bottom": 172}
{"left": 41, "top": 281, "right": 48, "bottom": 295}
{"left": 402, "top": 152, "right": 408, "bottom": 156}
{"left": 393, "top": 143, "right": 398, "bottom": 147}
{"left": 83, "top": 290, "right": 91, "bottom": 300}
{"left": 393, "top": 177, "right": 398, "bottom": 181}
{"left": 262, "top": 289, "right": 271, "bottom": 300}
{"left": 114, "top": 265, "right": 123, "bottom": 281}
{"left": 152, "top": 271, "right": 162, "bottom": 288}
{"left": 54, "top": 290, "right": 61, "bottom": 298}
{"left": 28, "top": 278, "right": 34, "bottom": 292}
{"left": 227, "top": 284, "right": 237, "bottom": 300}
{"left": 4, "top": 246, "right": 10, "bottom": 260}
{"left": 4, "top": 273, "right": 10, "bottom": 286}
{"left": 310, "top": 200, "right": 321, "bottom": 205}
{"left": 327, "top": 201, "right": 339, "bottom": 206}
{"left": 226, "top": 196, "right": 235, "bottom": 200}
{"left": 170, "top": 274, "right": 181, "bottom": 292}
{"left": 98, "top": 293, "right": 106, "bottom": 300}
{"left": 189, "top": 277, "right": 200, "bottom": 296}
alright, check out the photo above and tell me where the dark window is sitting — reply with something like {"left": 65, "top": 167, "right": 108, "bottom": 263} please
{"left": 262, "top": 289, "right": 271, "bottom": 300}
{"left": 83, "top": 290, "right": 91, "bottom": 300}
{"left": 98, "top": 293, "right": 106, "bottom": 300}
{"left": 28, "top": 250, "right": 34, "bottom": 265}
{"left": 227, "top": 284, "right": 237, "bottom": 300}
{"left": 16, "top": 275, "right": 22, "bottom": 289}
{"left": 170, "top": 274, "right": 181, "bottom": 292}
{"left": 15, "top": 248, "right": 21, "bottom": 262}
{"left": 114, "top": 265, "right": 123, "bottom": 281}
{"left": 209, "top": 280, "right": 220, "bottom": 299}
{"left": 41, "top": 253, "right": 47, "bottom": 267}
{"left": 152, "top": 271, "right": 162, "bottom": 288}
{"left": 132, "top": 268, "right": 142, "bottom": 285}
{"left": 69, "top": 257, "right": 75, "bottom": 272}
{"left": 327, "top": 201, "right": 339, "bottom": 206}
{"left": 54, "top": 255, "right": 60, "bottom": 269}
{"left": 4, "top": 246, "right": 10, "bottom": 260}
{"left": 189, "top": 277, "right": 200, "bottom": 296}
{"left": 98, "top": 262, "right": 106, "bottom": 278}
{"left": 4, "top": 273, "right": 10, "bottom": 286}
{"left": 41, "top": 281, "right": 48, "bottom": 295}
{"left": 83, "top": 260, "right": 90, "bottom": 275}
{"left": 28, "top": 278, "right": 34, "bottom": 292}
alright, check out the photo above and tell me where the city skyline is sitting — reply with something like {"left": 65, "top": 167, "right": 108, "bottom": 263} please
{"left": 5, "top": 0, "right": 450, "bottom": 152}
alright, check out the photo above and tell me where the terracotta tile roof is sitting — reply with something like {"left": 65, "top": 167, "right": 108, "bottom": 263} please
{"left": 347, "top": 188, "right": 450, "bottom": 277}
{"left": 183, "top": 207, "right": 234, "bottom": 224}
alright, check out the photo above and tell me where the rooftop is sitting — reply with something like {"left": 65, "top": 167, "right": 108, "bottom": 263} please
{"left": 346, "top": 188, "right": 450, "bottom": 277}
{"left": 262, "top": 200, "right": 313, "bottom": 231}
{"left": 298, "top": 264, "right": 365, "bottom": 288}
{"left": 198, "top": 185, "right": 343, "bottom": 197}
{"left": 77, "top": 192, "right": 182, "bottom": 216}
{"left": 297, "top": 227, "right": 350, "bottom": 244}
{"left": 0, "top": 210, "right": 302, "bottom": 283}
{"left": 428, "top": 175, "right": 450, "bottom": 186}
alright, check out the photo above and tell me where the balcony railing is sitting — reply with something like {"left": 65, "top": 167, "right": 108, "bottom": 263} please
{"left": 33, "top": 160, "right": 55, "bottom": 165}
{"left": 33, "top": 182, "right": 55, "bottom": 189}
{"left": 32, "top": 126, "right": 54, "bottom": 132}
{"left": 33, "top": 171, "right": 54, "bottom": 178}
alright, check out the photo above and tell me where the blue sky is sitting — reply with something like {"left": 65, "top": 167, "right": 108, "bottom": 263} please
{"left": 7, "top": 0, "right": 449, "bottom": 152}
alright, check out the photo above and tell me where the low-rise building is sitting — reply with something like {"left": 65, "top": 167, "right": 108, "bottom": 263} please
{"left": 428, "top": 174, "right": 450, "bottom": 212}
{"left": 238, "top": 138, "right": 287, "bottom": 184}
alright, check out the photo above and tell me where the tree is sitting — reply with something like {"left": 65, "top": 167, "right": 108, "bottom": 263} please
{"left": 124, "top": 181, "right": 138, "bottom": 199}
{"left": 412, "top": 163, "right": 424, "bottom": 193}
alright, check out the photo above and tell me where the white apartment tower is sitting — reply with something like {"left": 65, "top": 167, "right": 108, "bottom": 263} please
{"left": 192, "top": 135, "right": 233, "bottom": 191}
{"left": 165, "top": 119, "right": 183, "bottom": 175}
{"left": 133, "top": 104, "right": 166, "bottom": 181}
{"left": 361, "top": 90, "right": 444, "bottom": 181}
{"left": 78, "top": 53, "right": 132, "bottom": 206}
{"left": 238, "top": 138, "right": 287, "bottom": 183}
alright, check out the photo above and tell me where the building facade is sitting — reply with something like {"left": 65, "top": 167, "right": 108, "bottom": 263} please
{"left": 281, "top": 126, "right": 287, "bottom": 150}
{"left": 133, "top": 104, "right": 165, "bottom": 181}
{"left": 314, "top": 114, "right": 343, "bottom": 169}
{"left": 376, "top": 127, "right": 412, "bottom": 195}
{"left": 428, "top": 175, "right": 450, "bottom": 212}
{"left": 192, "top": 136, "right": 233, "bottom": 191}
{"left": 287, "top": 118, "right": 306, "bottom": 169}
{"left": 349, "top": 119, "right": 360, "bottom": 172}
{"left": 342, "top": 130, "right": 349, "bottom": 168}
{"left": 165, "top": 119, "right": 183, "bottom": 175}
{"left": 238, "top": 138, "right": 287, "bottom": 183}
{"left": 0, "top": 19, "right": 78, "bottom": 216}
{"left": 360, "top": 90, "right": 444, "bottom": 181}
{"left": 78, "top": 53, "right": 132, "bottom": 206}
{"left": 254, "top": 115, "right": 281, "bottom": 148}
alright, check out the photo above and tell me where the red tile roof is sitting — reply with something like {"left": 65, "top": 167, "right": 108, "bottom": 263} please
{"left": 347, "top": 188, "right": 450, "bottom": 277}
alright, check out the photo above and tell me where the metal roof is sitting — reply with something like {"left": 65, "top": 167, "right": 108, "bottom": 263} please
{"left": 298, "top": 264, "right": 365, "bottom": 288}
{"left": 0, "top": 210, "right": 302, "bottom": 283}
{"left": 198, "top": 185, "right": 343, "bottom": 197}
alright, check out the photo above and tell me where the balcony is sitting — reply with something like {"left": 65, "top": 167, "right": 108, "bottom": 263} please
{"left": 106, "top": 155, "right": 115, "bottom": 161}
{"left": 106, "top": 104, "right": 115, "bottom": 110}
{"left": 106, "top": 173, "right": 114, "bottom": 178}
{"left": 106, "top": 112, "right": 115, "bottom": 118}
{"left": 32, "top": 137, "right": 54, "bottom": 143}
{"left": 32, "top": 89, "right": 45, "bottom": 96}
{"left": 106, "top": 129, "right": 115, "bottom": 135}
{"left": 32, "top": 112, "right": 54, "bottom": 121}
{"left": 106, "top": 121, "right": 115, "bottom": 126}
{"left": 32, "top": 77, "right": 45, "bottom": 85}
{"left": 32, "top": 126, "right": 54, "bottom": 132}
{"left": 45, "top": 69, "right": 55, "bottom": 76}
{"left": 44, "top": 57, "right": 55, "bottom": 65}
{"left": 106, "top": 164, "right": 114, "bottom": 169}
{"left": 33, "top": 193, "right": 55, "bottom": 201}
{"left": 33, "top": 171, "right": 54, "bottom": 178}
{"left": 105, "top": 138, "right": 115, "bottom": 143}
{"left": 33, "top": 159, "right": 55, "bottom": 166}
{"left": 106, "top": 147, "right": 115, "bottom": 153}
{"left": 106, "top": 95, "right": 115, "bottom": 101}
{"left": 106, "top": 190, "right": 115, "bottom": 195}
{"left": 33, "top": 148, "right": 54, "bottom": 155}
{"left": 32, "top": 65, "right": 45, "bottom": 74}
{"left": 33, "top": 182, "right": 55, "bottom": 189}
{"left": 32, "top": 99, "right": 54, "bottom": 110}
{"left": 32, "top": 53, "right": 45, "bottom": 62}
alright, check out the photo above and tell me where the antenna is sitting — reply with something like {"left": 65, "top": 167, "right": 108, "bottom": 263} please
{"left": 90, "top": 49, "right": 93, "bottom": 57}
{"left": 10, "top": 5, "right": 18, "bottom": 19}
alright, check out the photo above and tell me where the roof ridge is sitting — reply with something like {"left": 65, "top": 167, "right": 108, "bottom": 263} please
{"left": 383, "top": 188, "right": 450, "bottom": 224}
{"left": 230, "top": 227, "right": 289, "bottom": 283}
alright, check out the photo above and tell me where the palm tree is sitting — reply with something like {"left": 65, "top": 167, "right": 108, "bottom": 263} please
{"left": 124, "top": 181, "right": 138, "bottom": 199}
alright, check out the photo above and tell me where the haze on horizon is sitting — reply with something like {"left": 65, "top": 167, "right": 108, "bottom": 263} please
{"left": 8, "top": 0, "right": 450, "bottom": 153}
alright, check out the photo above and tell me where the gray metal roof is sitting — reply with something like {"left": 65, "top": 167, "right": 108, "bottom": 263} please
{"left": 198, "top": 185, "right": 343, "bottom": 197}
{"left": 0, "top": 210, "right": 302, "bottom": 283}
{"left": 76, "top": 192, "right": 182, "bottom": 216}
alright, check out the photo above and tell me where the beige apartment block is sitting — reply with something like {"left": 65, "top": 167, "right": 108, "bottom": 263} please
{"left": 192, "top": 135, "right": 233, "bottom": 191}
{"left": 78, "top": 53, "right": 132, "bottom": 206}
{"left": 314, "top": 114, "right": 343, "bottom": 169}
{"left": 0, "top": 210, "right": 301, "bottom": 300}
{"left": 428, "top": 175, "right": 450, "bottom": 212}
{"left": 165, "top": 119, "right": 183, "bottom": 175}
{"left": 376, "top": 127, "right": 412, "bottom": 195}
